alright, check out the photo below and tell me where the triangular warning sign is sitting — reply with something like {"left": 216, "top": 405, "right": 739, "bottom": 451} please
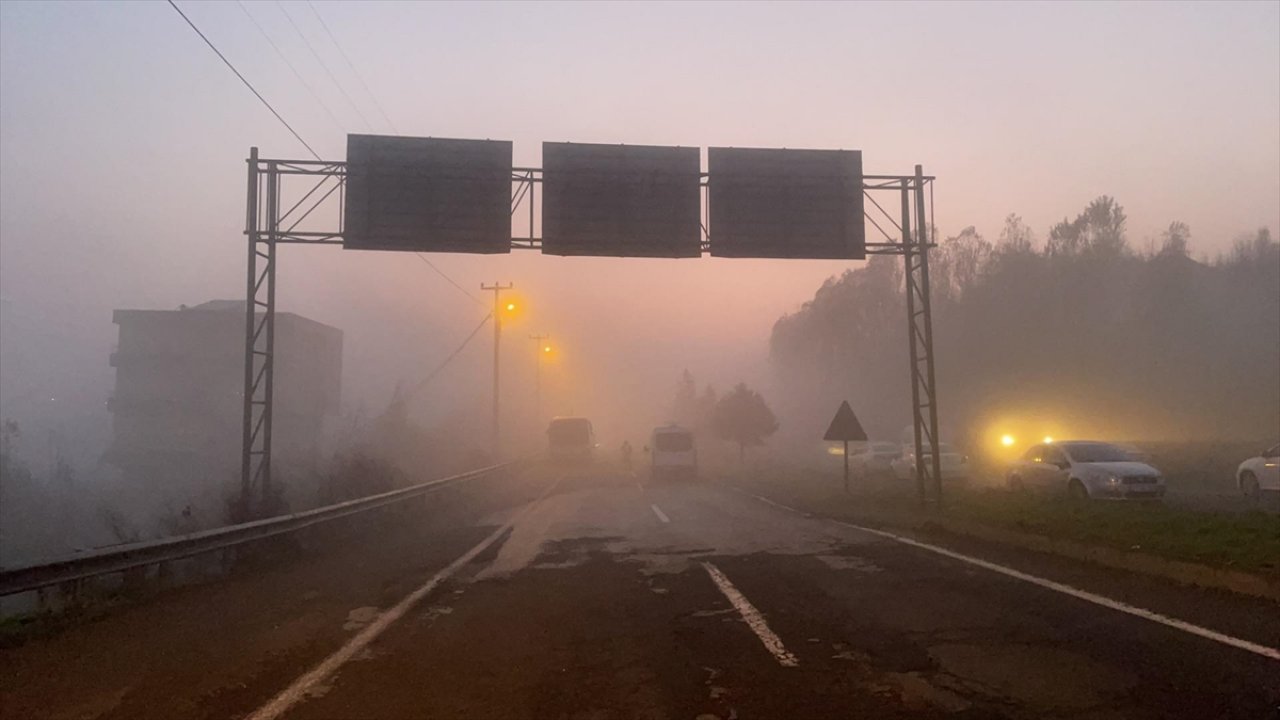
{"left": 823, "top": 400, "right": 867, "bottom": 442}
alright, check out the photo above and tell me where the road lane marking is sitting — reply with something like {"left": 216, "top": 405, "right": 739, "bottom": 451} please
{"left": 731, "top": 487, "right": 811, "bottom": 517}
{"left": 702, "top": 562, "right": 799, "bottom": 667}
{"left": 738, "top": 490, "right": 1280, "bottom": 663}
{"left": 650, "top": 504, "right": 670, "bottom": 523}
{"left": 246, "top": 477, "right": 564, "bottom": 720}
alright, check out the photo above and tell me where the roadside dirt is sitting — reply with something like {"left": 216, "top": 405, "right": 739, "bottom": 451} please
{"left": 0, "top": 467, "right": 547, "bottom": 720}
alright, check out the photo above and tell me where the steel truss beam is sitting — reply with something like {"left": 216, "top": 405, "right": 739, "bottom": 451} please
{"left": 241, "top": 150, "right": 943, "bottom": 513}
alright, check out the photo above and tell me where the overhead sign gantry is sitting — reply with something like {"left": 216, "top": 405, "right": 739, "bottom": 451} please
{"left": 240, "top": 134, "right": 942, "bottom": 513}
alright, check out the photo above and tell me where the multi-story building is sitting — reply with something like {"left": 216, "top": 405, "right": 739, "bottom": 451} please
{"left": 107, "top": 300, "right": 342, "bottom": 517}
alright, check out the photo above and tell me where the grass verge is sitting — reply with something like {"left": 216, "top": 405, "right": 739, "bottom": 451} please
{"left": 734, "top": 462, "right": 1280, "bottom": 578}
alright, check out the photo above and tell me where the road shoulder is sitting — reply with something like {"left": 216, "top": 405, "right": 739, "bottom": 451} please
{"left": 727, "top": 476, "right": 1280, "bottom": 653}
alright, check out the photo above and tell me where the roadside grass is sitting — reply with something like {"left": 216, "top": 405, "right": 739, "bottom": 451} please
{"left": 942, "top": 488, "right": 1280, "bottom": 576}
{"left": 731, "top": 461, "right": 1280, "bottom": 578}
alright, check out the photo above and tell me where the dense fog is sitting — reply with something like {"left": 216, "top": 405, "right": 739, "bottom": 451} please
{"left": 2, "top": 2, "right": 1277, "bottom": 564}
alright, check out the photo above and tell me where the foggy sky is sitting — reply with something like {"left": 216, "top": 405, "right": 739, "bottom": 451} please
{"left": 2, "top": 1, "right": 1278, "bottom": 466}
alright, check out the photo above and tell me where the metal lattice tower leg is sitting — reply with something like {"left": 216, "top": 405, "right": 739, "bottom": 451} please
{"left": 901, "top": 167, "right": 943, "bottom": 505}
{"left": 241, "top": 149, "right": 279, "bottom": 517}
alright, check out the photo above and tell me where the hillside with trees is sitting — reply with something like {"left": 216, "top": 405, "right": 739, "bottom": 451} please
{"left": 770, "top": 197, "right": 1280, "bottom": 452}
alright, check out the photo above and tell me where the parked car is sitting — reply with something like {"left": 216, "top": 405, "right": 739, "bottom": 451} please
{"left": 1237, "top": 443, "right": 1280, "bottom": 502}
{"left": 1006, "top": 440, "right": 1165, "bottom": 500}
{"left": 891, "top": 442, "right": 969, "bottom": 481}
{"left": 849, "top": 441, "right": 900, "bottom": 478}
{"left": 648, "top": 424, "right": 697, "bottom": 481}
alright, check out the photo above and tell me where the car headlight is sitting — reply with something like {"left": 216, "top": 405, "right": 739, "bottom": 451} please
{"left": 1108, "top": 474, "right": 1120, "bottom": 484}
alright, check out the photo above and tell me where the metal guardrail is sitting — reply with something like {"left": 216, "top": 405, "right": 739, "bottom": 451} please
{"left": 0, "top": 460, "right": 521, "bottom": 597}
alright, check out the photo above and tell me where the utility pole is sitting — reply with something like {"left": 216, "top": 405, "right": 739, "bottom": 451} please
{"left": 529, "top": 334, "right": 550, "bottom": 422}
{"left": 481, "top": 282, "right": 514, "bottom": 453}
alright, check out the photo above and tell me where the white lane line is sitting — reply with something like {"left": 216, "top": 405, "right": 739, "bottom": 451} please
{"left": 740, "top": 491, "right": 1280, "bottom": 663}
{"left": 246, "top": 477, "right": 564, "bottom": 720}
{"left": 729, "top": 485, "right": 810, "bottom": 517}
{"left": 702, "top": 562, "right": 799, "bottom": 667}
{"left": 650, "top": 503, "right": 670, "bottom": 524}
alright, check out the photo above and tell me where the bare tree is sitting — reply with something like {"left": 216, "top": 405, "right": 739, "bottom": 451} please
{"left": 998, "top": 213, "right": 1036, "bottom": 254}
{"left": 1160, "top": 221, "right": 1191, "bottom": 257}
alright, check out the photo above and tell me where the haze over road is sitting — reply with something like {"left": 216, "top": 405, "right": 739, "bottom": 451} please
{"left": 4, "top": 462, "right": 1275, "bottom": 719}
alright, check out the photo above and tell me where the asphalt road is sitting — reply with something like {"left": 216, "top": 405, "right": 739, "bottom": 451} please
{"left": 2, "top": 463, "right": 1277, "bottom": 719}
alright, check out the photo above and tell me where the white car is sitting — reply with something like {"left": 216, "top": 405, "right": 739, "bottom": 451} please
{"left": 849, "top": 441, "right": 900, "bottom": 478}
{"left": 1237, "top": 443, "right": 1279, "bottom": 501}
{"left": 891, "top": 442, "right": 969, "bottom": 481}
{"left": 1006, "top": 441, "right": 1165, "bottom": 500}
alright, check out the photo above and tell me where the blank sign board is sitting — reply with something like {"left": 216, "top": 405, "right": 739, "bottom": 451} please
{"left": 343, "top": 134, "right": 512, "bottom": 254}
{"left": 708, "top": 147, "right": 864, "bottom": 259}
{"left": 541, "top": 142, "right": 701, "bottom": 258}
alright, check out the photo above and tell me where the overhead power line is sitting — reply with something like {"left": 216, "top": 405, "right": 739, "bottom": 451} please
{"left": 408, "top": 312, "right": 493, "bottom": 400}
{"left": 275, "top": 0, "right": 374, "bottom": 132}
{"left": 172, "top": 1, "right": 478, "bottom": 313}
{"left": 236, "top": 0, "right": 346, "bottom": 135}
{"left": 416, "top": 254, "right": 486, "bottom": 306}
{"left": 166, "top": 0, "right": 320, "bottom": 160}
{"left": 306, "top": 0, "right": 399, "bottom": 134}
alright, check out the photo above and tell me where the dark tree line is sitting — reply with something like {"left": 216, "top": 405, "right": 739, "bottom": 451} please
{"left": 770, "top": 197, "right": 1279, "bottom": 450}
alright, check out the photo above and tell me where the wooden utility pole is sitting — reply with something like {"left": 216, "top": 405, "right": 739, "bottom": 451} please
{"left": 481, "top": 282, "right": 513, "bottom": 453}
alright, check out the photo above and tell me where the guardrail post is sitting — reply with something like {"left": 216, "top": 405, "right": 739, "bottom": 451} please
{"left": 59, "top": 579, "right": 79, "bottom": 613}
{"left": 123, "top": 564, "right": 146, "bottom": 596}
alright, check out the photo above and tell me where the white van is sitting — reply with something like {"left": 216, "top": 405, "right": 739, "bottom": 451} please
{"left": 547, "top": 417, "right": 595, "bottom": 464}
{"left": 648, "top": 424, "right": 697, "bottom": 481}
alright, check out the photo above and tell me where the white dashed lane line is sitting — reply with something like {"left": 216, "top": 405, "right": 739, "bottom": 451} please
{"left": 702, "top": 561, "right": 799, "bottom": 667}
{"left": 737, "top": 489, "right": 1280, "bottom": 662}
{"left": 650, "top": 503, "right": 670, "bottom": 523}
{"left": 245, "top": 477, "right": 565, "bottom": 720}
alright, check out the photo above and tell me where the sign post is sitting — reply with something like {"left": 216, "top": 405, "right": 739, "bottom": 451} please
{"left": 823, "top": 400, "right": 867, "bottom": 493}
{"left": 843, "top": 439, "right": 849, "bottom": 493}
